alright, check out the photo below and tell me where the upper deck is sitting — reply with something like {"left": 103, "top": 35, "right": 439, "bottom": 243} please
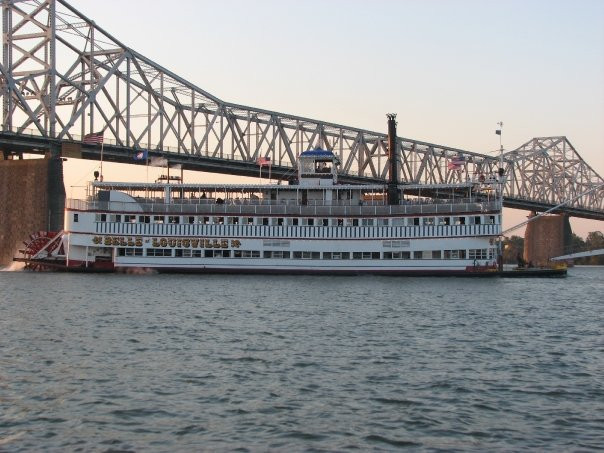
{"left": 70, "top": 180, "right": 501, "bottom": 217}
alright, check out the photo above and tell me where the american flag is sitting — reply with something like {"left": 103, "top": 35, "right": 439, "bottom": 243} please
{"left": 83, "top": 131, "right": 104, "bottom": 144}
{"left": 257, "top": 156, "right": 271, "bottom": 167}
{"left": 447, "top": 155, "right": 465, "bottom": 171}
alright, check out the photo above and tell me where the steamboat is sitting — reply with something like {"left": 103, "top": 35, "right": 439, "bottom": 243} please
{"left": 15, "top": 116, "right": 505, "bottom": 276}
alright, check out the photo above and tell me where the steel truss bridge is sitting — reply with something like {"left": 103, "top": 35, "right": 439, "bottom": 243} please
{"left": 1, "top": 0, "right": 603, "bottom": 220}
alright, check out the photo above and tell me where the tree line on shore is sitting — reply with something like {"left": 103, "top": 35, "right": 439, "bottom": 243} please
{"left": 502, "top": 231, "right": 604, "bottom": 265}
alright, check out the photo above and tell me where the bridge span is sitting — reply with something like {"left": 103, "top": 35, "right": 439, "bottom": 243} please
{"left": 0, "top": 0, "right": 603, "bottom": 221}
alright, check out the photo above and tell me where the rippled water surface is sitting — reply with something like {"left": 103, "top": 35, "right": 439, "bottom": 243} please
{"left": 1, "top": 267, "right": 603, "bottom": 451}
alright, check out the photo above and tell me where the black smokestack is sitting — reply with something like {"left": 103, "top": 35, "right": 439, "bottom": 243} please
{"left": 387, "top": 113, "right": 399, "bottom": 205}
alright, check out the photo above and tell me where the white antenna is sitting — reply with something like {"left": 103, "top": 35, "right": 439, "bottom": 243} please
{"left": 496, "top": 121, "right": 504, "bottom": 173}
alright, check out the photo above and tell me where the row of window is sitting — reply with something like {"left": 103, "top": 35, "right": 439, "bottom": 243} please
{"left": 117, "top": 248, "right": 495, "bottom": 260}
{"left": 95, "top": 214, "right": 499, "bottom": 227}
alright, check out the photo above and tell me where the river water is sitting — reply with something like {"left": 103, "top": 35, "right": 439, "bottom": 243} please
{"left": 1, "top": 267, "right": 603, "bottom": 451}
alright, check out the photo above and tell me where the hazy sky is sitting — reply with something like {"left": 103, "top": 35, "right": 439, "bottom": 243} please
{"left": 65, "top": 0, "right": 604, "bottom": 236}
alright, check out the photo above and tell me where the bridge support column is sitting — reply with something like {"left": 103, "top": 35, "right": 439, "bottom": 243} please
{"left": 523, "top": 212, "right": 572, "bottom": 266}
{"left": 0, "top": 153, "right": 65, "bottom": 266}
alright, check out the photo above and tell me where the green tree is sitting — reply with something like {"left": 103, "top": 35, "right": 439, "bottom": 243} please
{"left": 569, "top": 233, "right": 586, "bottom": 255}
{"left": 584, "top": 231, "right": 604, "bottom": 265}
{"left": 502, "top": 235, "right": 524, "bottom": 264}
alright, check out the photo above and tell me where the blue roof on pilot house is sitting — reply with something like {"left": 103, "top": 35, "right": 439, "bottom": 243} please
{"left": 299, "top": 148, "right": 336, "bottom": 159}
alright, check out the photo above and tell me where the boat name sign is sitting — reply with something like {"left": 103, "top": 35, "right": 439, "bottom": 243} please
{"left": 92, "top": 236, "right": 242, "bottom": 249}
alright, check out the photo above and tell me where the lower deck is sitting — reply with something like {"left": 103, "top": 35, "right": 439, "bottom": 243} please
{"left": 62, "top": 232, "right": 498, "bottom": 274}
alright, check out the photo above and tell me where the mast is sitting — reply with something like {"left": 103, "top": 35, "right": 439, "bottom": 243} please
{"left": 387, "top": 113, "right": 399, "bottom": 205}
{"left": 495, "top": 121, "right": 505, "bottom": 271}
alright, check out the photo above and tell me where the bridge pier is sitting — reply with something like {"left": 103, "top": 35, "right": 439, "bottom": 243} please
{"left": 0, "top": 153, "right": 65, "bottom": 266}
{"left": 523, "top": 212, "right": 572, "bottom": 266}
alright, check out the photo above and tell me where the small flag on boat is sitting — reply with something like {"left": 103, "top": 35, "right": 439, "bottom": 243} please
{"left": 447, "top": 155, "right": 465, "bottom": 171}
{"left": 257, "top": 156, "right": 271, "bottom": 167}
{"left": 133, "top": 150, "right": 148, "bottom": 161}
{"left": 83, "top": 131, "right": 104, "bottom": 144}
{"left": 495, "top": 129, "right": 501, "bottom": 135}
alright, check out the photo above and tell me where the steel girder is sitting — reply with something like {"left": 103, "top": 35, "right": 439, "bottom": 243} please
{"left": 1, "top": 0, "right": 603, "bottom": 218}
{"left": 504, "top": 137, "right": 604, "bottom": 214}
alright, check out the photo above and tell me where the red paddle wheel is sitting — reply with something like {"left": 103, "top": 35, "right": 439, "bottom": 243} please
{"left": 19, "top": 231, "right": 62, "bottom": 271}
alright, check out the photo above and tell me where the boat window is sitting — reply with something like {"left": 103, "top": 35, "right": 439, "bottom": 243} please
{"left": 277, "top": 218, "right": 284, "bottom": 226}
{"left": 444, "top": 249, "right": 467, "bottom": 259}
{"left": 322, "top": 219, "right": 329, "bottom": 226}
{"left": 424, "top": 217, "right": 435, "bottom": 226}
{"left": 323, "top": 251, "right": 349, "bottom": 259}
{"left": 234, "top": 250, "right": 260, "bottom": 258}
{"left": 474, "top": 216, "right": 481, "bottom": 225}
{"left": 443, "top": 217, "right": 451, "bottom": 225}
{"left": 385, "top": 251, "right": 405, "bottom": 259}
{"left": 413, "top": 217, "right": 420, "bottom": 226}
{"left": 215, "top": 217, "right": 224, "bottom": 225}
{"left": 264, "top": 251, "right": 290, "bottom": 259}
{"left": 124, "top": 215, "right": 136, "bottom": 223}
{"left": 153, "top": 215, "right": 164, "bottom": 224}
{"left": 187, "top": 216, "right": 196, "bottom": 224}
{"left": 432, "top": 250, "right": 442, "bottom": 259}
{"left": 293, "top": 251, "right": 319, "bottom": 259}
{"left": 168, "top": 216, "right": 180, "bottom": 224}
{"left": 362, "top": 219, "right": 374, "bottom": 226}
{"left": 146, "top": 248, "right": 172, "bottom": 257}
{"left": 379, "top": 218, "right": 389, "bottom": 226}
{"left": 469, "top": 249, "right": 488, "bottom": 259}
{"left": 118, "top": 248, "right": 143, "bottom": 257}
{"left": 413, "top": 251, "right": 423, "bottom": 259}
{"left": 95, "top": 213, "right": 107, "bottom": 222}
{"left": 488, "top": 215, "right": 496, "bottom": 224}
{"left": 337, "top": 218, "right": 344, "bottom": 226}
{"left": 73, "top": 213, "right": 79, "bottom": 223}
{"left": 139, "top": 215, "right": 150, "bottom": 223}
{"left": 262, "top": 217, "right": 269, "bottom": 226}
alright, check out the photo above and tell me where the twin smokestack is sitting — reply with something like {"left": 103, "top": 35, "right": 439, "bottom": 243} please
{"left": 387, "top": 113, "right": 399, "bottom": 205}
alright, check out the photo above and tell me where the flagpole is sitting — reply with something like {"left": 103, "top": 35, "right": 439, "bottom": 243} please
{"left": 100, "top": 141, "right": 104, "bottom": 181}
{"left": 495, "top": 121, "right": 505, "bottom": 272}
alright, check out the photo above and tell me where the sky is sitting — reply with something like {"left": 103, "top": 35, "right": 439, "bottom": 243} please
{"left": 64, "top": 0, "right": 604, "bottom": 237}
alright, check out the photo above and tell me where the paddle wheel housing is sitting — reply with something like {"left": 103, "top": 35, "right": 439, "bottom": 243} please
{"left": 18, "top": 231, "right": 65, "bottom": 270}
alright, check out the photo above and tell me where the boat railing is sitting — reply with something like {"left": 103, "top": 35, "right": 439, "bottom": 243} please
{"left": 67, "top": 198, "right": 501, "bottom": 216}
